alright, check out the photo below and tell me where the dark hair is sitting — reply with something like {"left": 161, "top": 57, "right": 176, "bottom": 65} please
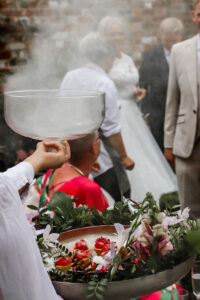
{"left": 68, "top": 133, "right": 96, "bottom": 162}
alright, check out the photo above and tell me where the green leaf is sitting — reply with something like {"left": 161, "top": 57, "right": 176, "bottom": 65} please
{"left": 97, "top": 286, "right": 105, "bottom": 292}
{"left": 51, "top": 192, "right": 73, "bottom": 218}
{"left": 88, "top": 281, "right": 97, "bottom": 286}
{"left": 186, "top": 231, "right": 200, "bottom": 254}
{"left": 86, "top": 294, "right": 95, "bottom": 299}
{"left": 37, "top": 237, "right": 44, "bottom": 243}
{"left": 27, "top": 205, "right": 38, "bottom": 210}
{"left": 100, "top": 278, "right": 108, "bottom": 285}
{"left": 95, "top": 292, "right": 104, "bottom": 300}
{"left": 87, "top": 286, "right": 95, "bottom": 291}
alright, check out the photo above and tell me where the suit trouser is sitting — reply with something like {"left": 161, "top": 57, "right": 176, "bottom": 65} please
{"left": 175, "top": 141, "right": 200, "bottom": 219}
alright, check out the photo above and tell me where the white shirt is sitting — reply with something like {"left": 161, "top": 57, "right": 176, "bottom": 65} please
{"left": 0, "top": 163, "right": 62, "bottom": 300}
{"left": 60, "top": 63, "right": 121, "bottom": 176}
{"left": 163, "top": 47, "right": 170, "bottom": 65}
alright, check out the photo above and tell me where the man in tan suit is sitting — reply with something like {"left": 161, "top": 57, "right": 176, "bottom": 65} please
{"left": 164, "top": 0, "right": 200, "bottom": 219}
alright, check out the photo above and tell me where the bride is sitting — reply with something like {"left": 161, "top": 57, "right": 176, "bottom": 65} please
{"left": 98, "top": 16, "right": 177, "bottom": 203}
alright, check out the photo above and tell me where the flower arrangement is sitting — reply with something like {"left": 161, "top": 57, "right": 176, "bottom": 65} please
{"left": 28, "top": 192, "right": 200, "bottom": 299}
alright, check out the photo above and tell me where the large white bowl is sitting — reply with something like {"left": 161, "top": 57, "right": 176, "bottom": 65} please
{"left": 4, "top": 89, "right": 105, "bottom": 140}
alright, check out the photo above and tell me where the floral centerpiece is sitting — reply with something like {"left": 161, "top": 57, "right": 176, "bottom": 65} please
{"left": 28, "top": 192, "right": 200, "bottom": 300}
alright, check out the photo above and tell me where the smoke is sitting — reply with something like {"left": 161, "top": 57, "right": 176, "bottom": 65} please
{"left": 5, "top": 0, "right": 138, "bottom": 91}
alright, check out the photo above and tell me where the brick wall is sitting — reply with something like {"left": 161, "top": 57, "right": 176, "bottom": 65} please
{"left": 0, "top": 0, "right": 197, "bottom": 93}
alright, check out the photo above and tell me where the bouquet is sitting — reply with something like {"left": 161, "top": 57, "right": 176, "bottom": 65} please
{"left": 28, "top": 192, "right": 200, "bottom": 299}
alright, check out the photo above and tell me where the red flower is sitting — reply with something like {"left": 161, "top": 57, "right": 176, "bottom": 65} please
{"left": 132, "top": 257, "right": 139, "bottom": 266}
{"left": 95, "top": 237, "right": 110, "bottom": 249}
{"left": 74, "top": 239, "right": 89, "bottom": 251}
{"left": 73, "top": 249, "right": 92, "bottom": 260}
{"left": 55, "top": 257, "right": 71, "bottom": 268}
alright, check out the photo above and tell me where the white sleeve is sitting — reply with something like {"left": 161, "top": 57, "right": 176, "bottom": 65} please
{"left": 100, "top": 82, "right": 121, "bottom": 137}
{"left": 3, "top": 162, "right": 34, "bottom": 200}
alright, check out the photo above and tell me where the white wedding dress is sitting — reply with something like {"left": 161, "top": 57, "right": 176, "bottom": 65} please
{"left": 109, "top": 53, "right": 177, "bottom": 203}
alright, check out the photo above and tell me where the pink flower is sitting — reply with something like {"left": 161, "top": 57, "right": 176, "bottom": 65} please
{"left": 156, "top": 239, "right": 173, "bottom": 256}
{"left": 134, "top": 221, "right": 153, "bottom": 248}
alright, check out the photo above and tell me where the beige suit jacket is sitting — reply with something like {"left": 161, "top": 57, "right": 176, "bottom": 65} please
{"left": 164, "top": 35, "right": 198, "bottom": 158}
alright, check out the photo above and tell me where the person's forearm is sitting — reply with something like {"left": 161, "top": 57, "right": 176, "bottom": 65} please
{"left": 108, "top": 132, "right": 127, "bottom": 159}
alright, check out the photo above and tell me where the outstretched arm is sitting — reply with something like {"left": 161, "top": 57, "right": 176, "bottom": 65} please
{"left": 4, "top": 140, "right": 71, "bottom": 195}
{"left": 109, "top": 132, "right": 135, "bottom": 170}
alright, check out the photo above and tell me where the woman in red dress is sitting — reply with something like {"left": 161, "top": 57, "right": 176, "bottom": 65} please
{"left": 36, "top": 132, "right": 109, "bottom": 212}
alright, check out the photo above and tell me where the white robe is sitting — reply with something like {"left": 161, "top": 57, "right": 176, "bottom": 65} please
{"left": 0, "top": 162, "right": 62, "bottom": 300}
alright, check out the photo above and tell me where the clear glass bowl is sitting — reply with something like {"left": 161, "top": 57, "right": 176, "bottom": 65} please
{"left": 4, "top": 89, "right": 105, "bottom": 140}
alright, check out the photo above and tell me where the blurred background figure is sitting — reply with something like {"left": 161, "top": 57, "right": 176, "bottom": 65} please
{"left": 164, "top": 0, "right": 200, "bottom": 219}
{"left": 32, "top": 132, "right": 109, "bottom": 212}
{"left": 139, "top": 17, "right": 184, "bottom": 152}
{"left": 98, "top": 16, "right": 178, "bottom": 203}
{"left": 60, "top": 32, "right": 134, "bottom": 203}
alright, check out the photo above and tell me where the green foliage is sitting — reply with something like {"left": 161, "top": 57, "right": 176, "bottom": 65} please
{"left": 159, "top": 191, "right": 179, "bottom": 212}
{"left": 186, "top": 230, "right": 200, "bottom": 254}
{"left": 87, "top": 277, "right": 109, "bottom": 300}
{"left": 32, "top": 191, "right": 136, "bottom": 233}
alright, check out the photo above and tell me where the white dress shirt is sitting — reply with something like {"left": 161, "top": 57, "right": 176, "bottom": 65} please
{"left": 0, "top": 163, "right": 62, "bottom": 300}
{"left": 163, "top": 47, "right": 170, "bottom": 65}
{"left": 60, "top": 63, "right": 121, "bottom": 176}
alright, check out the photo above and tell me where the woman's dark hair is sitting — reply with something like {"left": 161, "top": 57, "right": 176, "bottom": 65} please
{"left": 68, "top": 133, "right": 96, "bottom": 163}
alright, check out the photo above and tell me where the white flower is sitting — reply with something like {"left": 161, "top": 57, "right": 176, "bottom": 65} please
{"left": 153, "top": 224, "right": 169, "bottom": 238}
{"left": 114, "top": 223, "right": 132, "bottom": 248}
{"left": 177, "top": 207, "right": 190, "bottom": 220}
{"left": 44, "top": 257, "right": 55, "bottom": 272}
{"left": 93, "top": 251, "right": 112, "bottom": 271}
{"left": 44, "top": 210, "right": 54, "bottom": 219}
{"left": 43, "top": 224, "right": 59, "bottom": 248}
{"left": 142, "top": 209, "right": 153, "bottom": 224}
{"left": 156, "top": 212, "right": 167, "bottom": 224}
{"left": 93, "top": 256, "right": 107, "bottom": 267}
{"left": 162, "top": 207, "right": 190, "bottom": 230}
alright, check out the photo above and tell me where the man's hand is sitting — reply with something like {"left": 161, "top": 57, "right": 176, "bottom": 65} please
{"left": 122, "top": 156, "right": 135, "bottom": 170}
{"left": 164, "top": 148, "right": 175, "bottom": 169}
{"left": 25, "top": 141, "right": 71, "bottom": 175}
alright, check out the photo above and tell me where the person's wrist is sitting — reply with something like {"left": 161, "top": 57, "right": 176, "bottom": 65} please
{"left": 25, "top": 154, "right": 42, "bottom": 175}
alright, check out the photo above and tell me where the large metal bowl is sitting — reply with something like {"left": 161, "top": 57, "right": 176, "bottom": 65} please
{"left": 53, "top": 226, "right": 195, "bottom": 300}
{"left": 4, "top": 89, "right": 105, "bottom": 140}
